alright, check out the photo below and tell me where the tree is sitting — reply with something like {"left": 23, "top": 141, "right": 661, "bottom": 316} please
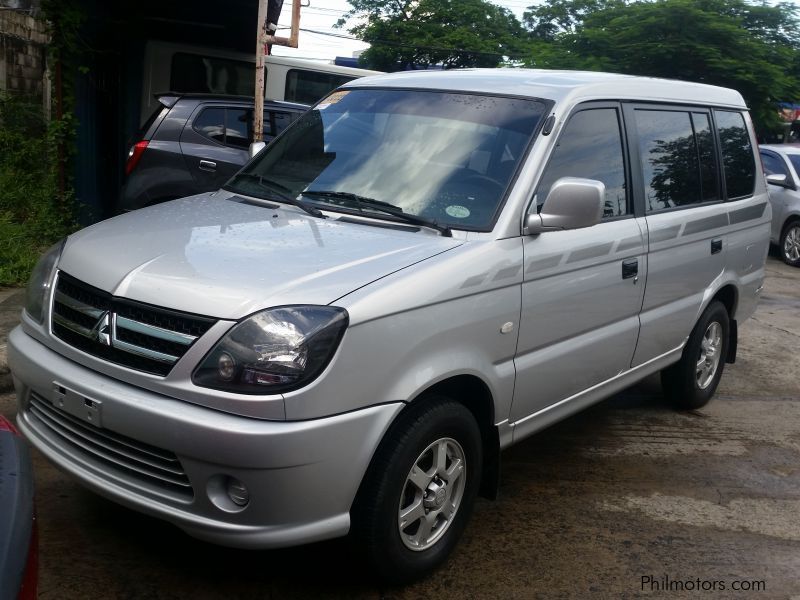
{"left": 338, "top": 0, "right": 526, "bottom": 71}
{"left": 522, "top": 0, "right": 800, "bottom": 132}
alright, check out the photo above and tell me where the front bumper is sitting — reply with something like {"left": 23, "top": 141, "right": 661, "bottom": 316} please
{"left": 8, "top": 326, "right": 402, "bottom": 549}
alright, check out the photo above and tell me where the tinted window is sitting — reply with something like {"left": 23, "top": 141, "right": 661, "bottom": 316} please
{"left": 264, "top": 110, "right": 296, "bottom": 140}
{"left": 284, "top": 70, "right": 355, "bottom": 105}
{"left": 536, "top": 108, "right": 627, "bottom": 218}
{"left": 225, "top": 108, "right": 250, "bottom": 149}
{"left": 761, "top": 152, "right": 788, "bottom": 176}
{"left": 171, "top": 53, "right": 254, "bottom": 96}
{"left": 636, "top": 110, "right": 705, "bottom": 212}
{"left": 789, "top": 155, "right": 800, "bottom": 174}
{"left": 715, "top": 110, "right": 755, "bottom": 199}
{"left": 692, "top": 113, "right": 720, "bottom": 202}
{"left": 193, "top": 108, "right": 226, "bottom": 144}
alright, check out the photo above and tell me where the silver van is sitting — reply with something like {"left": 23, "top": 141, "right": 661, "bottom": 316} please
{"left": 9, "top": 70, "right": 770, "bottom": 582}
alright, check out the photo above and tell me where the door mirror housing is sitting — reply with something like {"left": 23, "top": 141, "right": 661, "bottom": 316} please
{"left": 766, "top": 172, "right": 793, "bottom": 189}
{"left": 525, "top": 177, "right": 605, "bottom": 235}
{"left": 249, "top": 141, "right": 267, "bottom": 159}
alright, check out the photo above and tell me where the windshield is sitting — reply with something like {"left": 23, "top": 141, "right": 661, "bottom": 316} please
{"left": 225, "top": 88, "right": 547, "bottom": 230}
{"left": 789, "top": 154, "right": 800, "bottom": 175}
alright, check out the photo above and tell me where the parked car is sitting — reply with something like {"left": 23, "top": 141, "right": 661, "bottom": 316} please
{"left": 0, "top": 415, "right": 37, "bottom": 600}
{"left": 10, "top": 70, "right": 769, "bottom": 583}
{"left": 120, "top": 93, "right": 308, "bottom": 212}
{"left": 759, "top": 144, "right": 800, "bottom": 266}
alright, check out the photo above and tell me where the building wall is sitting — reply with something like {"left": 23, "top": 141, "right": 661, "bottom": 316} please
{"left": 0, "top": 2, "right": 48, "bottom": 106}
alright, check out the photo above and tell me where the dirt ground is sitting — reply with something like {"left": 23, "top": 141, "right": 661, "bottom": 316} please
{"left": 1, "top": 256, "right": 798, "bottom": 599}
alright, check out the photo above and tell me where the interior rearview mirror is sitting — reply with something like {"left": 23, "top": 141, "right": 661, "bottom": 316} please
{"left": 525, "top": 177, "right": 605, "bottom": 235}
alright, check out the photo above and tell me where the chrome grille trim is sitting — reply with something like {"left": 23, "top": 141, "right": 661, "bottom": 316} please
{"left": 116, "top": 315, "right": 197, "bottom": 345}
{"left": 50, "top": 271, "right": 216, "bottom": 376}
{"left": 27, "top": 392, "right": 193, "bottom": 500}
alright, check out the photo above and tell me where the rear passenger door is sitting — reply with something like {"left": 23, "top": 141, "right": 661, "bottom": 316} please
{"left": 512, "top": 103, "right": 647, "bottom": 423}
{"left": 180, "top": 105, "right": 251, "bottom": 192}
{"left": 626, "top": 106, "right": 729, "bottom": 366}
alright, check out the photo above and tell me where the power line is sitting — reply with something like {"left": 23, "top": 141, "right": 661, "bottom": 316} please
{"left": 299, "top": 28, "right": 530, "bottom": 60}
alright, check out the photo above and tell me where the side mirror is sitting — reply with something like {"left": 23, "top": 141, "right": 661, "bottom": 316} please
{"left": 766, "top": 172, "right": 792, "bottom": 189}
{"left": 249, "top": 141, "right": 267, "bottom": 159}
{"left": 525, "top": 177, "right": 605, "bottom": 235}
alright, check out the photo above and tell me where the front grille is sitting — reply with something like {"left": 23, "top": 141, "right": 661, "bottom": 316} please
{"left": 51, "top": 271, "right": 216, "bottom": 376}
{"left": 27, "top": 392, "right": 193, "bottom": 501}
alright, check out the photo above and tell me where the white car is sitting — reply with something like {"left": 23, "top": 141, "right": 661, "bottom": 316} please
{"left": 759, "top": 144, "right": 800, "bottom": 266}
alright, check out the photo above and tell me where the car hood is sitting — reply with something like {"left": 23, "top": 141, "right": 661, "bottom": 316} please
{"left": 58, "top": 193, "right": 463, "bottom": 320}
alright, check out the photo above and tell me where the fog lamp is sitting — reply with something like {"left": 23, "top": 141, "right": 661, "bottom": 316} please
{"left": 226, "top": 477, "right": 250, "bottom": 507}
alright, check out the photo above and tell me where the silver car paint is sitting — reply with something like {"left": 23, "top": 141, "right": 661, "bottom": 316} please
{"left": 759, "top": 144, "right": 800, "bottom": 245}
{"left": 10, "top": 327, "right": 401, "bottom": 547}
{"left": 9, "top": 69, "right": 771, "bottom": 548}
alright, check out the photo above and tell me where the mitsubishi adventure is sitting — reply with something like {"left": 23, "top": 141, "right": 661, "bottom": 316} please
{"left": 9, "top": 69, "right": 770, "bottom": 582}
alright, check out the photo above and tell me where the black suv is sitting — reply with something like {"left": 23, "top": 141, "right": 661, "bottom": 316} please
{"left": 120, "top": 94, "right": 308, "bottom": 211}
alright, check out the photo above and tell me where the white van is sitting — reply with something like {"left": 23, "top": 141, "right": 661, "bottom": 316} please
{"left": 139, "top": 41, "right": 380, "bottom": 123}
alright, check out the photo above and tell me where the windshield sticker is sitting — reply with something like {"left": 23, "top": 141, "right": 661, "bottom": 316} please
{"left": 317, "top": 90, "right": 349, "bottom": 110}
{"left": 445, "top": 205, "right": 471, "bottom": 219}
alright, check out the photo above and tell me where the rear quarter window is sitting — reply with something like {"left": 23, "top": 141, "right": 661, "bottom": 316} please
{"left": 714, "top": 110, "right": 756, "bottom": 199}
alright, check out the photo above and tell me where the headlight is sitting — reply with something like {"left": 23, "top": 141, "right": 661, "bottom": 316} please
{"left": 192, "top": 306, "right": 348, "bottom": 394}
{"left": 24, "top": 239, "right": 66, "bottom": 323}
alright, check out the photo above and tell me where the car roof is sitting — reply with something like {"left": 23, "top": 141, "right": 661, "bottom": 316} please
{"left": 760, "top": 144, "right": 800, "bottom": 155}
{"left": 156, "top": 92, "right": 308, "bottom": 110}
{"left": 344, "top": 68, "right": 747, "bottom": 109}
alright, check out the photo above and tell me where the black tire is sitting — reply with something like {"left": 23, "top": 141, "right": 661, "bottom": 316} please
{"left": 351, "top": 396, "right": 482, "bottom": 585}
{"left": 661, "top": 300, "right": 730, "bottom": 410}
{"left": 779, "top": 220, "right": 800, "bottom": 267}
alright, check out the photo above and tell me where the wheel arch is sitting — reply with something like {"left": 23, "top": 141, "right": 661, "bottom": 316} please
{"left": 710, "top": 284, "right": 738, "bottom": 363}
{"left": 385, "top": 374, "right": 501, "bottom": 501}
{"left": 415, "top": 375, "right": 500, "bottom": 500}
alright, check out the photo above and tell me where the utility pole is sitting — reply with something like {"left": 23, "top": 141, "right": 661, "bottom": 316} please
{"left": 252, "top": 0, "right": 300, "bottom": 152}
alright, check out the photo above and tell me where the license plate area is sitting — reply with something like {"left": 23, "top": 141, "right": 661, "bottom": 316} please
{"left": 51, "top": 382, "right": 103, "bottom": 428}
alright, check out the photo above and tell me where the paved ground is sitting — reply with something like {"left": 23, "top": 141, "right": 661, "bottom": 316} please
{"left": 1, "top": 256, "right": 799, "bottom": 599}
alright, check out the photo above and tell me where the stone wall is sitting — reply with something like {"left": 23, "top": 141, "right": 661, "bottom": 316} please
{"left": 0, "top": 2, "right": 48, "bottom": 105}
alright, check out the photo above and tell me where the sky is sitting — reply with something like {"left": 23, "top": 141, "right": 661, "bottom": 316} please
{"left": 271, "top": 0, "right": 531, "bottom": 62}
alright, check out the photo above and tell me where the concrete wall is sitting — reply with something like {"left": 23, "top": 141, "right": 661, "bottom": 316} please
{"left": 0, "top": 2, "right": 48, "bottom": 107}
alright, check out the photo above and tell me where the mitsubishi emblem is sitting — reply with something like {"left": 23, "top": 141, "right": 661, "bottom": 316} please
{"left": 91, "top": 311, "right": 112, "bottom": 346}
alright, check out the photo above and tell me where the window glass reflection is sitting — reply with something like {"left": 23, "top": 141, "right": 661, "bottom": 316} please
{"left": 536, "top": 108, "right": 627, "bottom": 218}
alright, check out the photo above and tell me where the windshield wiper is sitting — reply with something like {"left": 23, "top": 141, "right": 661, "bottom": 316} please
{"left": 301, "top": 190, "right": 452, "bottom": 237}
{"left": 228, "top": 173, "right": 326, "bottom": 219}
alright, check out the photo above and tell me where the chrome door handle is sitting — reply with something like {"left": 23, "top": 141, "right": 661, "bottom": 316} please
{"left": 199, "top": 160, "right": 217, "bottom": 172}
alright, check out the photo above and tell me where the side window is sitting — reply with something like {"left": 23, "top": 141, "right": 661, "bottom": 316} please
{"left": 535, "top": 107, "right": 628, "bottom": 219}
{"left": 193, "top": 108, "right": 226, "bottom": 145}
{"left": 263, "top": 110, "right": 295, "bottom": 141}
{"left": 636, "top": 109, "right": 710, "bottom": 212}
{"left": 225, "top": 108, "right": 250, "bottom": 149}
{"left": 715, "top": 110, "right": 756, "bottom": 199}
{"left": 692, "top": 113, "right": 720, "bottom": 203}
{"left": 284, "top": 70, "right": 355, "bottom": 105}
{"left": 193, "top": 107, "right": 253, "bottom": 149}
{"left": 171, "top": 53, "right": 254, "bottom": 96}
{"left": 760, "top": 152, "right": 788, "bottom": 177}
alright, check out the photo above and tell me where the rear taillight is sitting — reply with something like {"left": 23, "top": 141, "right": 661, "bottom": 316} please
{"left": 0, "top": 415, "right": 19, "bottom": 435}
{"left": 17, "top": 520, "right": 38, "bottom": 600}
{"left": 125, "top": 140, "right": 149, "bottom": 176}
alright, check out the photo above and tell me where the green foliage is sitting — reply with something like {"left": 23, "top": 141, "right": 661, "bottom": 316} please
{"left": 338, "top": 0, "right": 525, "bottom": 70}
{"left": 342, "top": 0, "right": 800, "bottom": 135}
{"left": 531, "top": 0, "right": 800, "bottom": 132}
{"left": 0, "top": 95, "right": 77, "bottom": 287}
{"left": 0, "top": 0, "right": 85, "bottom": 287}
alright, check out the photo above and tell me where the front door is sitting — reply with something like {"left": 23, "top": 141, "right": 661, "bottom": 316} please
{"left": 511, "top": 103, "right": 646, "bottom": 424}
